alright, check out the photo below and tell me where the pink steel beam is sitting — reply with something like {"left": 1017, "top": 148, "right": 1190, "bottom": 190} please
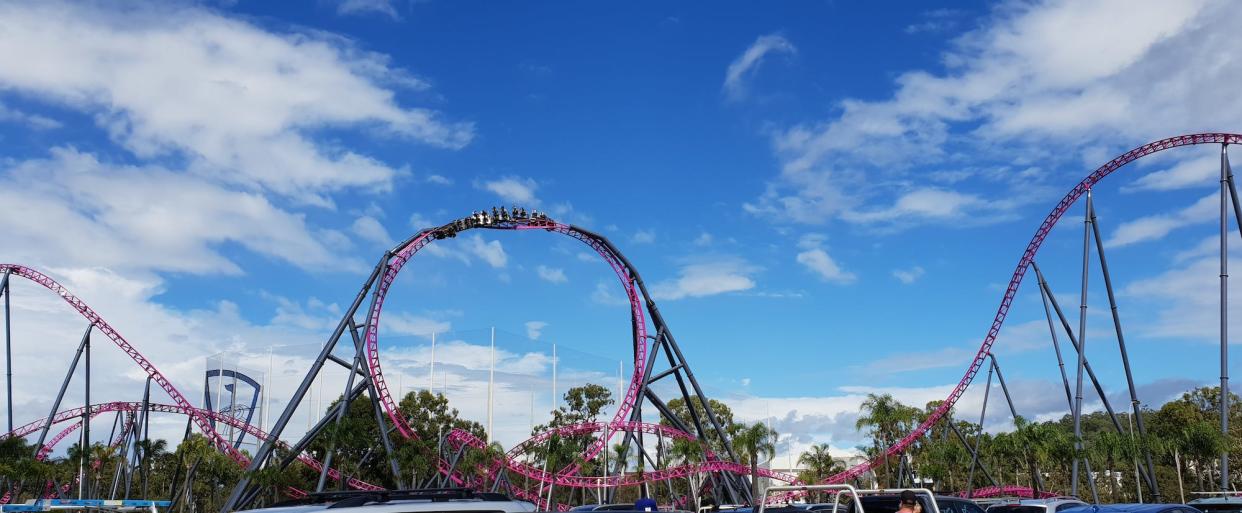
{"left": 5, "top": 401, "right": 378, "bottom": 494}
{"left": 0, "top": 265, "right": 246, "bottom": 466}
{"left": 822, "top": 133, "right": 1242, "bottom": 485}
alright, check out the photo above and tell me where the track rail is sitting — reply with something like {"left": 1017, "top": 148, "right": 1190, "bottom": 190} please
{"left": 0, "top": 265, "right": 246, "bottom": 466}
{"left": 823, "top": 133, "right": 1242, "bottom": 485}
{"left": 361, "top": 219, "right": 651, "bottom": 481}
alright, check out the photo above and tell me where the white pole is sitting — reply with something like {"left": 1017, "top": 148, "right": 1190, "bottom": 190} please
{"left": 215, "top": 353, "right": 224, "bottom": 417}
{"left": 263, "top": 346, "right": 273, "bottom": 434}
{"left": 488, "top": 326, "right": 495, "bottom": 443}
{"left": 429, "top": 332, "right": 437, "bottom": 391}
{"left": 230, "top": 356, "right": 239, "bottom": 444}
{"left": 551, "top": 343, "right": 558, "bottom": 414}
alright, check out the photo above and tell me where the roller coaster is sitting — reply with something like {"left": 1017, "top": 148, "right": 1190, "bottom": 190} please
{"left": 2, "top": 133, "right": 1239, "bottom": 511}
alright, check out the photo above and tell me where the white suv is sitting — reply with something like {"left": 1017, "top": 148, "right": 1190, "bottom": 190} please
{"left": 985, "top": 498, "right": 1089, "bottom": 513}
{"left": 238, "top": 489, "right": 538, "bottom": 513}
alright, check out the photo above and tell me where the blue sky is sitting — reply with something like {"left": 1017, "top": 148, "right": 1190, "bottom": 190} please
{"left": 1, "top": 0, "right": 1240, "bottom": 460}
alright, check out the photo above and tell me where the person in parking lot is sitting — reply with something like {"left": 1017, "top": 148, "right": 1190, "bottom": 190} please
{"left": 898, "top": 491, "right": 920, "bottom": 513}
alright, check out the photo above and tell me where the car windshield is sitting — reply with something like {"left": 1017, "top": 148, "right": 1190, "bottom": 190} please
{"left": 1194, "top": 505, "right": 1242, "bottom": 513}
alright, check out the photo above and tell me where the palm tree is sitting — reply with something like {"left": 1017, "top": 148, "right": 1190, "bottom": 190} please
{"left": 856, "top": 394, "right": 910, "bottom": 486}
{"left": 731, "top": 422, "right": 777, "bottom": 503}
{"left": 670, "top": 439, "right": 705, "bottom": 511}
{"left": 798, "top": 444, "right": 842, "bottom": 481}
{"left": 798, "top": 444, "right": 842, "bottom": 500}
{"left": 1013, "top": 416, "right": 1064, "bottom": 495}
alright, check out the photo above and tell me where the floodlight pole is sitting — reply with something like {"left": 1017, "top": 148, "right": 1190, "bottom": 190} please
{"left": 1222, "top": 143, "right": 1233, "bottom": 492}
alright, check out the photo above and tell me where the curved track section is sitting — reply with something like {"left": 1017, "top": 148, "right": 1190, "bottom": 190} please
{"left": 362, "top": 218, "right": 650, "bottom": 477}
{"left": 0, "top": 264, "right": 245, "bottom": 465}
{"left": 6, "top": 401, "right": 379, "bottom": 492}
{"left": 825, "top": 133, "right": 1242, "bottom": 485}
{"left": 449, "top": 421, "right": 801, "bottom": 489}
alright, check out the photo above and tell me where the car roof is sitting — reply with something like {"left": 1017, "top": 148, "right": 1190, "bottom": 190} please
{"left": 239, "top": 489, "right": 536, "bottom": 513}
{"left": 1190, "top": 498, "right": 1242, "bottom": 505}
{"left": 1058, "top": 505, "right": 1204, "bottom": 513}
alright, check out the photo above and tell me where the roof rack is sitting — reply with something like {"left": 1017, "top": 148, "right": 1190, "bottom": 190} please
{"left": 266, "top": 488, "right": 511, "bottom": 509}
{"left": 757, "top": 485, "right": 942, "bottom": 513}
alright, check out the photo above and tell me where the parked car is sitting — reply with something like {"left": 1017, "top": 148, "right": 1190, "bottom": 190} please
{"left": 1189, "top": 495, "right": 1242, "bottom": 513}
{"left": 1059, "top": 504, "right": 1205, "bottom": 513}
{"left": 237, "top": 488, "right": 537, "bottom": 513}
{"left": 833, "top": 493, "right": 986, "bottom": 513}
{"left": 985, "top": 498, "right": 1089, "bottom": 513}
{"left": 571, "top": 506, "right": 660, "bottom": 512}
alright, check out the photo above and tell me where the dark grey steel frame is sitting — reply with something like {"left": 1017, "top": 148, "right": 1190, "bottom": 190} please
{"left": 222, "top": 212, "right": 749, "bottom": 511}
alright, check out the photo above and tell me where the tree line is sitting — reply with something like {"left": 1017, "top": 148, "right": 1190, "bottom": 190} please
{"left": 1, "top": 383, "right": 1234, "bottom": 511}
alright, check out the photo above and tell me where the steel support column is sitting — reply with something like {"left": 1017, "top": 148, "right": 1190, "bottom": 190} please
{"left": 34, "top": 324, "right": 91, "bottom": 454}
{"left": 966, "top": 360, "right": 993, "bottom": 498}
{"left": 316, "top": 353, "right": 363, "bottom": 492}
{"left": 989, "top": 354, "right": 1046, "bottom": 494}
{"left": 2, "top": 269, "right": 10, "bottom": 434}
{"left": 1071, "top": 191, "right": 1092, "bottom": 499}
{"left": 222, "top": 256, "right": 388, "bottom": 513}
{"left": 946, "top": 419, "right": 998, "bottom": 488}
{"left": 1223, "top": 143, "right": 1232, "bottom": 492}
{"left": 346, "top": 318, "right": 403, "bottom": 484}
{"left": 1088, "top": 198, "right": 1160, "bottom": 498}
{"left": 80, "top": 323, "right": 91, "bottom": 500}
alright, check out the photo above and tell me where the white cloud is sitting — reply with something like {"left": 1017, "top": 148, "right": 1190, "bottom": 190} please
{"left": 525, "top": 321, "right": 548, "bottom": 340}
{"left": 336, "top": 0, "right": 402, "bottom": 20}
{"left": 1124, "top": 255, "right": 1242, "bottom": 341}
{"left": 796, "top": 249, "right": 855, "bottom": 284}
{"left": 841, "top": 188, "right": 993, "bottom": 225}
{"left": 0, "top": 1, "right": 472, "bottom": 206}
{"left": 631, "top": 229, "right": 656, "bottom": 244}
{"left": 385, "top": 312, "right": 451, "bottom": 337}
{"left": 1126, "top": 154, "right": 1221, "bottom": 192}
{"left": 891, "top": 266, "right": 925, "bottom": 284}
{"left": 535, "top": 265, "right": 567, "bottom": 284}
{"left": 651, "top": 258, "right": 758, "bottom": 300}
{"left": 857, "top": 347, "right": 974, "bottom": 374}
{"left": 591, "top": 281, "right": 628, "bottom": 306}
{"left": 351, "top": 216, "right": 392, "bottom": 247}
{"left": 723, "top": 34, "right": 796, "bottom": 101}
{"left": 418, "top": 234, "right": 509, "bottom": 269}
{"left": 480, "top": 176, "right": 540, "bottom": 206}
{"left": 694, "top": 233, "right": 713, "bottom": 246}
{"left": 0, "top": 102, "right": 60, "bottom": 130}
{"left": 408, "top": 212, "right": 433, "bottom": 229}
{"left": 0, "top": 148, "right": 359, "bottom": 275}
{"left": 793, "top": 234, "right": 855, "bottom": 284}
{"left": 464, "top": 234, "right": 508, "bottom": 268}
{"left": 1105, "top": 192, "right": 1215, "bottom": 247}
{"left": 426, "top": 174, "right": 452, "bottom": 186}
{"left": 749, "top": 0, "right": 1226, "bottom": 227}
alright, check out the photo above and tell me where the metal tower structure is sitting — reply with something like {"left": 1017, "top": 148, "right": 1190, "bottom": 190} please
{"left": 222, "top": 209, "right": 755, "bottom": 511}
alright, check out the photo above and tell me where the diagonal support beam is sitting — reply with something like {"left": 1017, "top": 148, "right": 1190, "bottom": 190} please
{"left": 1088, "top": 197, "right": 1160, "bottom": 499}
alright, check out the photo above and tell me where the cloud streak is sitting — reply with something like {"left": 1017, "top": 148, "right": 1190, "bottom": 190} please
{"left": 723, "top": 34, "right": 796, "bottom": 101}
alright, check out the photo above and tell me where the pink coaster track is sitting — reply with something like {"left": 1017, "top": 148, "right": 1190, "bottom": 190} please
{"left": 821, "top": 133, "right": 1242, "bottom": 486}
{"left": 2, "top": 400, "right": 379, "bottom": 503}
{"left": 0, "top": 265, "right": 246, "bottom": 466}
{"left": 360, "top": 220, "right": 651, "bottom": 482}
